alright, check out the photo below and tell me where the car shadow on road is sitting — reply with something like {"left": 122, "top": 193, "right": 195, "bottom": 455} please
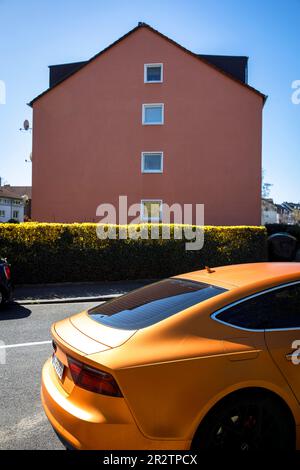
{"left": 0, "top": 302, "right": 32, "bottom": 320}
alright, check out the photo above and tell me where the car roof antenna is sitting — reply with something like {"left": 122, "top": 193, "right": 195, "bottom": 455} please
{"left": 205, "top": 266, "right": 216, "bottom": 274}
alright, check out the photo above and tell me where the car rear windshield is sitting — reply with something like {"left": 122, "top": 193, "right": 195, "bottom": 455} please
{"left": 89, "top": 278, "right": 227, "bottom": 330}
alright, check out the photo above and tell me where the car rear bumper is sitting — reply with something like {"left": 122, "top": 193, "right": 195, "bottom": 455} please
{"left": 53, "top": 428, "right": 76, "bottom": 450}
{"left": 41, "top": 358, "right": 189, "bottom": 450}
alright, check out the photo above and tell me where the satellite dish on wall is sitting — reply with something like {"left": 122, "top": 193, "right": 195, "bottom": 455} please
{"left": 19, "top": 119, "right": 32, "bottom": 132}
{"left": 25, "top": 152, "right": 32, "bottom": 163}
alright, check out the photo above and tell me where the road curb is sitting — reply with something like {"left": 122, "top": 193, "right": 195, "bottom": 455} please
{"left": 16, "top": 294, "right": 122, "bottom": 306}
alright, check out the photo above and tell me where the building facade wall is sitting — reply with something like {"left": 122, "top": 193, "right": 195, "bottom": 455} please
{"left": 32, "top": 27, "right": 263, "bottom": 225}
{"left": 0, "top": 198, "right": 24, "bottom": 222}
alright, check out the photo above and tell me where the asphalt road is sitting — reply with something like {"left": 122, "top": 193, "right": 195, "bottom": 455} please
{"left": 0, "top": 300, "right": 99, "bottom": 450}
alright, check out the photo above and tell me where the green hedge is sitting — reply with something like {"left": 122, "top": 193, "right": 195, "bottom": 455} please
{"left": 0, "top": 223, "right": 267, "bottom": 284}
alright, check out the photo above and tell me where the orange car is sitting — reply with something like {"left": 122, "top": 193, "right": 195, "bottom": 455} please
{"left": 42, "top": 262, "right": 300, "bottom": 450}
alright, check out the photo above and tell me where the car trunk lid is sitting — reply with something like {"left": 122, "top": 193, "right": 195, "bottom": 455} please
{"left": 54, "top": 313, "right": 137, "bottom": 355}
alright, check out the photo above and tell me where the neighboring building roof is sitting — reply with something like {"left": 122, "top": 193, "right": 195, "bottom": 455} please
{"left": 29, "top": 22, "right": 267, "bottom": 107}
{"left": 49, "top": 61, "right": 87, "bottom": 88}
{"left": 275, "top": 204, "right": 287, "bottom": 212}
{"left": 283, "top": 202, "right": 300, "bottom": 210}
{"left": 0, "top": 187, "right": 23, "bottom": 200}
{"left": 262, "top": 198, "right": 273, "bottom": 202}
{"left": 3, "top": 185, "right": 32, "bottom": 199}
{"left": 262, "top": 198, "right": 276, "bottom": 205}
{"left": 198, "top": 54, "right": 248, "bottom": 84}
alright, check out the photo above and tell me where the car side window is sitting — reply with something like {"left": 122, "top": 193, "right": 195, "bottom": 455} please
{"left": 216, "top": 283, "right": 300, "bottom": 330}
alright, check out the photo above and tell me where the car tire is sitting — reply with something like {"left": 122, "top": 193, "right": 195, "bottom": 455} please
{"left": 192, "top": 390, "right": 294, "bottom": 451}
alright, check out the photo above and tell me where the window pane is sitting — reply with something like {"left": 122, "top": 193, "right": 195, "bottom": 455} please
{"left": 89, "top": 279, "right": 227, "bottom": 330}
{"left": 143, "top": 201, "right": 161, "bottom": 221}
{"left": 217, "top": 284, "right": 300, "bottom": 330}
{"left": 147, "top": 66, "right": 161, "bottom": 82}
{"left": 144, "top": 106, "right": 163, "bottom": 123}
{"left": 143, "top": 153, "right": 162, "bottom": 171}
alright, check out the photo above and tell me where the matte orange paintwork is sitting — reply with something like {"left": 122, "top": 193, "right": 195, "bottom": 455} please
{"left": 32, "top": 25, "right": 263, "bottom": 225}
{"left": 41, "top": 263, "right": 300, "bottom": 450}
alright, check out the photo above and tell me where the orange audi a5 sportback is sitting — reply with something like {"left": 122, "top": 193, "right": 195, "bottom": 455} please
{"left": 41, "top": 262, "right": 300, "bottom": 450}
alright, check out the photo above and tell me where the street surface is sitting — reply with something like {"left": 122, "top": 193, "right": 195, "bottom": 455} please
{"left": 0, "top": 300, "right": 99, "bottom": 450}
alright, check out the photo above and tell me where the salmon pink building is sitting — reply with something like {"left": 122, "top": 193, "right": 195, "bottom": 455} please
{"left": 29, "top": 23, "right": 266, "bottom": 225}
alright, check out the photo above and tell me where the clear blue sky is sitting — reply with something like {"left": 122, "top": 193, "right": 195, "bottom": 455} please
{"left": 0, "top": 0, "right": 299, "bottom": 203}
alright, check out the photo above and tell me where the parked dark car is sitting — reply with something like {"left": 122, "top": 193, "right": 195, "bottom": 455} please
{"left": 268, "top": 232, "right": 298, "bottom": 262}
{"left": 0, "top": 259, "right": 13, "bottom": 306}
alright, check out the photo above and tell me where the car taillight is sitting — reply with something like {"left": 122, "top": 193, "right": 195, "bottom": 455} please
{"left": 67, "top": 356, "right": 123, "bottom": 397}
{"left": 3, "top": 265, "right": 11, "bottom": 280}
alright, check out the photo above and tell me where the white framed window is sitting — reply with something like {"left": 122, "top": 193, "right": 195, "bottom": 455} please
{"left": 142, "top": 103, "right": 164, "bottom": 125}
{"left": 141, "top": 152, "right": 163, "bottom": 173}
{"left": 12, "top": 210, "right": 19, "bottom": 219}
{"left": 144, "top": 63, "right": 163, "bottom": 83}
{"left": 0, "top": 210, "right": 5, "bottom": 218}
{"left": 141, "top": 200, "right": 163, "bottom": 222}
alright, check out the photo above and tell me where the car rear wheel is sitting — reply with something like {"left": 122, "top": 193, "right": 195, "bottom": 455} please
{"left": 192, "top": 391, "right": 294, "bottom": 450}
